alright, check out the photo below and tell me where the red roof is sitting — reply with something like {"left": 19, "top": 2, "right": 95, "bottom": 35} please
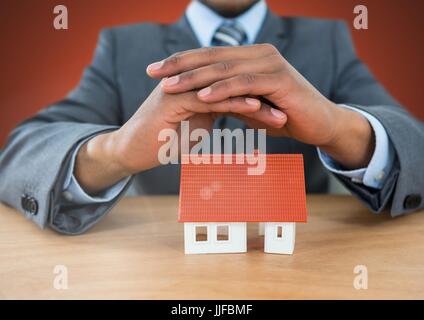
{"left": 178, "top": 154, "right": 307, "bottom": 223}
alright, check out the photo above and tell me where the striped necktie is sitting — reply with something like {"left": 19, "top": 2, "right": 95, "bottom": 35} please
{"left": 211, "top": 22, "right": 247, "bottom": 47}
{"left": 210, "top": 22, "right": 248, "bottom": 149}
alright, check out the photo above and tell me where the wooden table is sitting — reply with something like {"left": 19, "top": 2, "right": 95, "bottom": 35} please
{"left": 0, "top": 195, "right": 423, "bottom": 299}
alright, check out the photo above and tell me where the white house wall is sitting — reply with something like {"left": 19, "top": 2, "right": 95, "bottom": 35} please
{"left": 184, "top": 222, "right": 247, "bottom": 254}
{"left": 264, "top": 222, "right": 296, "bottom": 255}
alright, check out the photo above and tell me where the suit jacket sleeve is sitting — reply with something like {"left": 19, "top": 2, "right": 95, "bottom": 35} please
{"left": 0, "top": 28, "right": 133, "bottom": 234}
{"left": 330, "top": 21, "right": 424, "bottom": 216}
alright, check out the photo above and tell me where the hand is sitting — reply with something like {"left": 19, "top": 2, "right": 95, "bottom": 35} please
{"left": 147, "top": 44, "right": 375, "bottom": 169}
{"left": 74, "top": 82, "right": 274, "bottom": 194}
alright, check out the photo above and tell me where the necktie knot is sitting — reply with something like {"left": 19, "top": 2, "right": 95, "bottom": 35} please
{"left": 212, "top": 22, "right": 247, "bottom": 47}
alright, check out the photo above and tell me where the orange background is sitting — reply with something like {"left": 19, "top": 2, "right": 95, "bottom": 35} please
{"left": 0, "top": 0, "right": 423, "bottom": 146}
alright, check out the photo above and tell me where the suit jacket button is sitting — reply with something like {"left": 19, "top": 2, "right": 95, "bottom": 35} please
{"left": 404, "top": 194, "right": 422, "bottom": 210}
{"left": 28, "top": 197, "right": 39, "bottom": 215}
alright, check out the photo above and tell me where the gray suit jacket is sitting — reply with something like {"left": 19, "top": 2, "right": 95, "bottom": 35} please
{"left": 0, "top": 11, "right": 423, "bottom": 234}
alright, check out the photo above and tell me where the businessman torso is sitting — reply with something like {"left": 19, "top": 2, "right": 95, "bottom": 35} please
{"left": 99, "top": 11, "right": 353, "bottom": 194}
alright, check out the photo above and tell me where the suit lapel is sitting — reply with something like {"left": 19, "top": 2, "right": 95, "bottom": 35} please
{"left": 254, "top": 9, "right": 289, "bottom": 52}
{"left": 164, "top": 15, "right": 201, "bottom": 55}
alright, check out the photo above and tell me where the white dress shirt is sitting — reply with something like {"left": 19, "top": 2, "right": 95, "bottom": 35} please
{"left": 62, "top": 0, "right": 394, "bottom": 204}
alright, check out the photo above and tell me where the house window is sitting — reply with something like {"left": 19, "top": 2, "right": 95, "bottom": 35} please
{"left": 216, "top": 225, "right": 229, "bottom": 241}
{"left": 277, "top": 225, "right": 283, "bottom": 238}
{"left": 195, "top": 226, "right": 208, "bottom": 242}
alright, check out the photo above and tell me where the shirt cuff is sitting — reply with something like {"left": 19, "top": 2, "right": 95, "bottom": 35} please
{"left": 62, "top": 138, "right": 130, "bottom": 205}
{"left": 317, "top": 104, "right": 395, "bottom": 189}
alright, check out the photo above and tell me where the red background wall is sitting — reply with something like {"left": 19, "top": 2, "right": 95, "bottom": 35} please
{"left": 0, "top": 0, "right": 423, "bottom": 147}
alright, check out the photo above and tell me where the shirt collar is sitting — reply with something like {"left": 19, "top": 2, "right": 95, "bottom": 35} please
{"left": 186, "top": 0, "right": 268, "bottom": 47}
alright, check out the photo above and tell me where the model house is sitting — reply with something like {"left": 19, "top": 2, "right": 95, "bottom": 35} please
{"left": 178, "top": 154, "right": 307, "bottom": 255}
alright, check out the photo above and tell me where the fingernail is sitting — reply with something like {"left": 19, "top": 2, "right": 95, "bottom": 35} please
{"left": 198, "top": 87, "right": 212, "bottom": 97}
{"left": 270, "top": 108, "right": 286, "bottom": 119}
{"left": 147, "top": 61, "right": 164, "bottom": 72}
{"left": 245, "top": 97, "right": 260, "bottom": 107}
{"left": 163, "top": 75, "right": 180, "bottom": 86}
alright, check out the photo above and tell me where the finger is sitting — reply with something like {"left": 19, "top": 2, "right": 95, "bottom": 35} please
{"left": 146, "top": 44, "right": 278, "bottom": 78}
{"left": 235, "top": 104, "right": 287, "bottom": 129}
{"left": 183, "top": 96, "right": 262, "bottom": 115}
{"left": 161, "top": 55, "right": 282, "bottom": 94}
{"left": 232, "top": 113, "right": 289, "bottom": 137}
{"left": 197, "top": 73, "right": 286, "bottom": 103}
